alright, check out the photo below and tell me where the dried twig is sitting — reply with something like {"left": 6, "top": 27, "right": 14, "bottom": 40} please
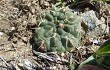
{"left": 33, "top": 50, "right": 68, "bottom": 64}
{"left": 0, "top": 56, "right": 16, "bottom": 70}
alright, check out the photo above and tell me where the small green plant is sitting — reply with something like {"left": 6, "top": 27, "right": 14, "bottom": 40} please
{"left": 94, "top": 39, "right": 110, "bottom": 69}
{"left": 34, "top": 6, "right": 81, "bottom": 52}
{"left": 79, "top": 39, "right": 110, "bottom": 70}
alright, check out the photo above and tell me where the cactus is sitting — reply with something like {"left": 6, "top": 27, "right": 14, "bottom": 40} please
{"left": 34, "top": 6, "right": 81, "bottom": 52}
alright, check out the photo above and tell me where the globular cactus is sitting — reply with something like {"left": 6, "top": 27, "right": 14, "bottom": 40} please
{"left": 34, "top": 6, "right": 81, "bottom": 52}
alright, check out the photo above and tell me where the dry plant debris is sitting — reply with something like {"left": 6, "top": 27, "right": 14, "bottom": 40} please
{"left": 0, "top": 0, "right": 110, "bottom": 70}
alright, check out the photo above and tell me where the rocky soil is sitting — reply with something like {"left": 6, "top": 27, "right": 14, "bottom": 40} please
{"left": 0, "top": 0, "right": 110, "bottom": 70}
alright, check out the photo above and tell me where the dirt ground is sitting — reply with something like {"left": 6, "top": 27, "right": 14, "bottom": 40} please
{"left": 0, "top": 0, "right": 39, "bottom": 70}
{"left": 0, "top": 0, "right": 109, "bottom": 70}
{"left": 0, "top": 0, "right": 70, "bottom": 70}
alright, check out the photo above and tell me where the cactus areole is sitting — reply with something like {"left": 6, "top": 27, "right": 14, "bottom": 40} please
{"left": 34, "top": 6, "right": 81, "bottom": 52}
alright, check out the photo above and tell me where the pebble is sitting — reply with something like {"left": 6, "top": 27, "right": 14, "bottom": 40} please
{"left": 100, "top": 23, "right": 106, "bottom": 29}
{"left": 93, "top": 39, "right": 99, "bottom": 44}
{"left": 11, "top": 27, "right": 15, "bottom": 30}
{"left": 61, "top": 53, "right": 65, "bottom": 57}
{"left": 0, "top": 32, "right": 3, "bottom": 36}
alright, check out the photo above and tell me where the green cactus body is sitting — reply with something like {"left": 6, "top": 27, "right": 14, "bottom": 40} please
{"left": 64, "top": 25, "right": 80, "bottom": 40}
{"left": 39, "top": 19, "right": 49, "bottom": 26}
{"left": 57, "top": 28, "right": 67, "bottom": 35}
{"left": 51, "top": 6, "right": 59, "bottom": 11}
{"left": 66, "top": 11, "right": 73, "bottom": 18}
{"left": 53, "top": 17, "right": 58, "bottom": 24}
{"left": 50, "top": 11, "right": 59, "bottom": 17}
{"left": 45, "top": 11, "right": 53, "bottom": 22}
{"left": 35, "top": 27, "right": 45, "bottom": 39}
{"left": 34, "top": 6, "right": 81, "bottom": 52}
{"left": 57, "top": 12, "right": 65, "bottom": 20}
{"left": 44, "top": 38, "right": 50, "bottom": 51}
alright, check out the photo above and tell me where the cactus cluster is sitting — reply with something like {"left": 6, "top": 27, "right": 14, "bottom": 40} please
{"left": 34, "top": 6, "right": 81, "bottom": 52}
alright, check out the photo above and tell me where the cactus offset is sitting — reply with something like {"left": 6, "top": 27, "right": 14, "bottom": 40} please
{"left": 34, "top": 6, "right": 81, "bottom": 52}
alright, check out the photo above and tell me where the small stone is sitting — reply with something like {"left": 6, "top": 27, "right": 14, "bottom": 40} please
{"left": 93, "top": 39, "right": 98, "bottom": 44}
{"left": 18, "top": 63, "right": 23, "bottom": 67}
{"left": 0, "top": 32, "right": 3, "bottom": 36}
{"left": 99, "top": 24, "right": 106, "bottom": 30}
{"left": 44, "top": 1, "right": 50, "bottom": 6}
{"left": 61, "top": 53, "right": 65, "bottom": 57}
{"left": 89, "top": 38, "right": 93, "bottom": 42}
{"left": 31, "top": 7, "right": 35, "bottom": 14}
{"left": 82, "top": 51, "right": 86, "bottom": 55}
{"left": 11, "top": 27, "right": 15, "bottom": 30}
{"left": 23, "top": 21, "right": 28, "bottom": 25}
{"left": 100, "top": 17, "right": 105, "bottom": 24}
{"left": 18, "top": 59, "right": 37, "bottom": 70}
{"left": 81, "top": 10, "right": 102, "bottom": 30}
